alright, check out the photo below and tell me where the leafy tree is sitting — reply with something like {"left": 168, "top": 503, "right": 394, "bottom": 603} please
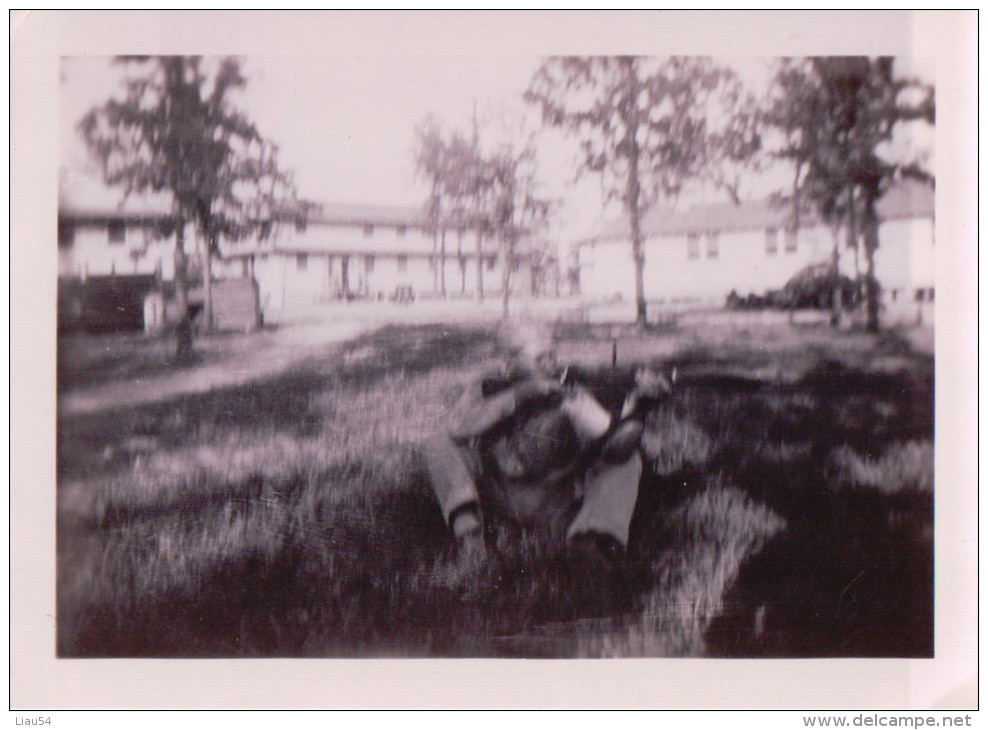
{"left": 413, "top": 112, "right": 551, "bottom": 312}
{"left": 448, "top": 121, "right": 497, "bottom": 301}
{"left": 525, "top": 56, "right": 760, "bottom": 326}
{"left": 412, "top": 115, "right": 450, "bottom": 297}
{"left": 483, "top": 139, "right": 552, "bottom": 318}
{"left": 766, "top": 57, "right": 934, "bottom": 331}
{"left": 413, "top": 116, "right": 488, "bottom": 299}
{"left": 79, "top": 56, "right": 311, "bottom": 356}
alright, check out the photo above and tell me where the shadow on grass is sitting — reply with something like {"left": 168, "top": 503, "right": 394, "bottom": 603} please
{"left": 692, "top": 370, "right": 935, "bottom": 658}
{"left": 662, "top": 325, "right": 934, "bottom": 384}
{"left": 705, "top": 488, "right": 933, "bottom": 658}
{"left": 57, "top": 324, "right": 495, "bottom": 478}
{"left": 328, "top": 323, "right": 495, "bottom": 390}
{"left": 57, "top": 371, "right": 332, "bottom": 477}
{"left": 57, "top": 329, "right": 249, "bottom": 391}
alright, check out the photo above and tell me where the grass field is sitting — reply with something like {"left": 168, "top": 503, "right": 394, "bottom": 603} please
{"left": 56, "top": 317, "right": 934, "bottom": 657}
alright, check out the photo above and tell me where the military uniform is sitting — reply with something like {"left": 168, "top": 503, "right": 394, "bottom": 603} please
{"left": 425, "top": 367, "right": 648, "bottom": 549}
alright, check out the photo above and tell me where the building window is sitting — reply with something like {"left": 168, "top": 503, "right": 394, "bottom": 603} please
{"left": 363, "top": 224, "right": 374, "bottom": 237}
{"left": 784, "top": 229, "right": 798, "bottom": 253}
{"left": 364, "top": 254, "right": 375, "bottom": 272}
{"left": 486, "top": 256, "right": 497, "bottom": 271}
{"left": 927, "top": 288, "right": 935, "bottom": 303}
{"left": 107, "top": 218, "right": 126, "bottom": 244}
{"left": 296, "top": 253, "right": 308, "bottom": 271}
{"left": 397, "top": 255, "right": 408, "bottom": 272}
{"left": 295, "top": 218, "right": 307, "bottom": 233}
{"left": 914, "top": 288, "right": 925, "bottom": 303}
{"left": 58, "top": 221, "right": 75, "bottom": 248}
{"left": 765, "top": 228, "right": 778, "bottom": 255}
{"left": 687, "top": 234, "right": 700, "bottom": 260}
{"left": 396, "top": 225, "right": 407, "bottom": 238}
{"left": 706, "top": 232, "right": 719, "bottom": 259}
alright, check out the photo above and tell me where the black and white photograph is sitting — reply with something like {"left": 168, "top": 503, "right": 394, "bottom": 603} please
{"left": 12, "top": 10, "right": 977, "bottom": 710}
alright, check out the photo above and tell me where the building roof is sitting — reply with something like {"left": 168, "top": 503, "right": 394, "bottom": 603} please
{"left": 877, "top": 179, "right": 935, "bottom": 220}
{"left": 307, "top": 202, "right": 429, "bottom": 228}
{"left": 58, "top": 176, "right": 174, "bottom": 222}
{"left": 583, "top": 180, "right": 935, "bottom": 244}
{"left": 59, "top": 184, "right": 433, "bottom": 231}
{"left": 221, "top": 229, "right": 503, "bottom": 260}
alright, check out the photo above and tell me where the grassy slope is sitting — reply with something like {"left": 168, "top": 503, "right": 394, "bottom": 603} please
{"left": 56, "top": 321, "right": 934, "bottom": 657}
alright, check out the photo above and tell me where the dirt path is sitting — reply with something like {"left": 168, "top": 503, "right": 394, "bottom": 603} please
{"left": 58, "top": 319, "right": 370, "bottom": 416}
{"left": 57, "top": 298, "right": 519, "bottom": 416}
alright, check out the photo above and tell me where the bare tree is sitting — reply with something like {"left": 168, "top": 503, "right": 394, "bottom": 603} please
{"left": 414, "top": 111, "right": 551, "bottom": 312}
{"left": 413, "top": 115, "right": 449, "bottom": 298}
{"left": 414, "top": 116, "right": 491, "bottom": 299}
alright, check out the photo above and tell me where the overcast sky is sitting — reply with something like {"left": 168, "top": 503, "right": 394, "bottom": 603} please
{"left": 60, "top": 54, "right": 933, "bottom": 246}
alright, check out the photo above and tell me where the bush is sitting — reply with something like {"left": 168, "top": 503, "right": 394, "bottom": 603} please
{"left": 726, "top": 265, "right": 863, "bottom": 312}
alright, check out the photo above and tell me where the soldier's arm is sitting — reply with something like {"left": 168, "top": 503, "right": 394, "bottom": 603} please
{"left": 563, "top": 367, "right": 670, "bottom": 418}
{"left": 620, "top": 368, "right": 672, "bottom": 418}
{"left": 562, "top": 367, "right": 671, "bottom": 463}
{"left": 561, "top": 368, "right": 638, "bottom": 415}
{"left": 560, "top": 386, "right": 614, "bottom": 444}
{"left": 448, "top": 377, "right": 563, "bottom": 441}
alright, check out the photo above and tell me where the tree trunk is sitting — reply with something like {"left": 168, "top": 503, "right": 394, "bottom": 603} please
{"left": 439, "top": 228, "right": 447, "bottom": 299}
{"left": 475, "top": 231, "right": 484, "bottom": 301}
{"left": 847, "top": 185, "right": 863, "bottom": 310}
{"left": 852, "top": 237, "right": 863, "bottom": 307}
{"left": 621, "top": 58, "right": 647, "bottom": 327}
{"left": 628, "top": 172, "right": 647, "bottom": 327}
{"left": 202, "top": 233, "right": 215, "bottom": 333}
{"left": 862, "top": 206, "right": 881, "bottom": 332}
{"left": 830, "top": 225, "right": 842, "bottom": 328}
{"left": 341, "top": 255, "right": 350, "bottom": 301}
{"left": 501, "top": 236, "right": 513, "bottom": 320}
{"left": 458, "top": 229, "right": 466, "bottom": 295}
{"left": 432, "top": 228, "right": 438, "bottom": 295}
{"left": 173, "top": 219, "right": 193, "bottom": 363}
